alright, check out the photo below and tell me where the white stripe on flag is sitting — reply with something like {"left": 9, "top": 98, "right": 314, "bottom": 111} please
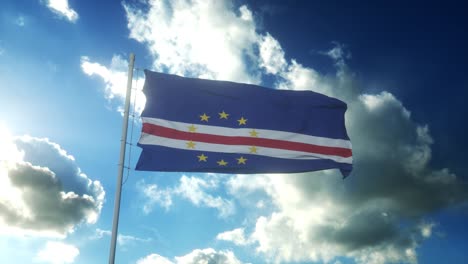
{"left": 142, "top": 117, "right": 352, "bottom": 150}
{"left": 139, "top": 133, "right": 352, "bottom": 164}
{"left": 139, "top": 129, "right": 352, "bottom": 164}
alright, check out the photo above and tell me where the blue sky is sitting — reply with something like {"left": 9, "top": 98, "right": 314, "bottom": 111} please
{"left": 1, "top": 0, "right": 467, "bottom": 264}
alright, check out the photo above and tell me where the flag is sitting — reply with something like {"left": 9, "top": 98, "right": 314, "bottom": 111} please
{"left": 136, "top": 70, "right": 352, "bottom": 177}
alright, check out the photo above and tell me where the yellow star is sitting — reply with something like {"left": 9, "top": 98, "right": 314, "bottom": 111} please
{"left": 200, "top": 113, "right": 210, "bottom": 122}
{"left": 219, "top": 111, "right": 229, "bottom": 119}
{"left": 249, "top": 146, "right": 258, "bottom": 154}
{"left": 188, "top": 124, "right": 197, "bottom": 132}
{"left": 237, "top": 156, "right": 247, "bottom": 164}
{"left": 186, "top": 141, "right": 196, "bottom": 149}
{"left": 217, "top": 159, "right": 228, "bottom": 166}
{"left": 237, "top": 117, "right": 247, "bottom": 125}
{"left": 249, "top": 129, "right": 259, "bottom": 137}
{"left": 197, "top": 153, "right": 208, "bottom": 162}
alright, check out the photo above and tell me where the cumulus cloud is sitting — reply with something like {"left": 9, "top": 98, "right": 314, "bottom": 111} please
{"left": 41, "top": 0, "right": 79, "bottom": 23}
{"left": 35, "top": 241, "right": 79, "bottom": 264}
{"left": 222, "top": 42, "right": 468, "bottom": 263}
{"left": 80, "top": 55, "right": 146, "bottom": 115}
{"left": 136, "top": 248, "right": 244, "bottom": 264}
{"left": 138, "top": 174, "right": 234, "bottom": 218}
{"left": 0, "top": 129, "right": 104, "bottom": 237}
{"left": 124, "top": 0, "right": 260, "bottom": 83}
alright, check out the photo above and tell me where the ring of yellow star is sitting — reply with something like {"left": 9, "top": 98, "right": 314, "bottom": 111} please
{"left": 200, "top": 113, "right": 210, "bottom": 122}
{"left": 188, "top": 124, "right": 197, "bottom": 132}
{"left": 219, "top": 111, "right": 229, "bottom": 119}
{"left": 217, "top": 159, "right": 228, "bottom": 166}
{"left": 249, "top": 146, "right": 258, "bottom": 154}
{"left": 236, "top": 156, "right": 247, "bottom": 164}
{"left": 197, "top": 153, "right": 208, "bottom": 162}
{"left": 186, "top": 141, "right": 196, "bottom": 149}
{"left": 249, "top": 129, "right": 259, "bottom": 137}
{"left": 237, "top": 117, "right": 247, "bottom": 125}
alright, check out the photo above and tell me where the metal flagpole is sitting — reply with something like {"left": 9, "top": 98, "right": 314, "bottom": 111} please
{"left": 108, "top": 53, "right": 135, "bottom": 264}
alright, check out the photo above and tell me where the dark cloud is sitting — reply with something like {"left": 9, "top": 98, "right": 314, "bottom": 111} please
{"left": 0, "top": 136, "right": 104, "bottom": 236}
{"left": 326, "top": 210, "right": 401, "bottom": 251}
{"left": 343, "top": 92, "right": 468, "bottom": 215}
{"left": 14, "top": 137, "right": 91, "bottom": 196}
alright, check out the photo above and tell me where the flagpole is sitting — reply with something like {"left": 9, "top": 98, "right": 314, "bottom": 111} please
{"left": 108, "top": 53, "right": 135, "bottom": 264}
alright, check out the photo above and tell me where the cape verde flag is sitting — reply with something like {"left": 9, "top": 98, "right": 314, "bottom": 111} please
{"left": 136, "top": 70, "right": 353, "bottom": 177}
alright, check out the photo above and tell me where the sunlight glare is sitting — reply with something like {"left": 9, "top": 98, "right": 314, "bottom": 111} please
{"left": 0, "top": 123, "right": 24, "bottom": 163}
{"left": 0, "top": 123, "right": 30, "bottom": 221}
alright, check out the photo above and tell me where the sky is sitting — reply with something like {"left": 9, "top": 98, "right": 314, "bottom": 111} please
{"left": 0, "top": 0, "right": 467, "bottom": 264}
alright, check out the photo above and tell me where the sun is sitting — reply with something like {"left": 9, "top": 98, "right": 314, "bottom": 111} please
{"left": 0, "top": 123, "right": 24, "bottom": 163}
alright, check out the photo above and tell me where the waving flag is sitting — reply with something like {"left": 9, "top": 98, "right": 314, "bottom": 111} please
{"left": 136, "top": 70, "right": 352, "bottom": 177}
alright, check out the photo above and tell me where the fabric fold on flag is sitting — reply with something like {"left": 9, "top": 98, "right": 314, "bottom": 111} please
{"left": 136, "top": 70, "right": 353, "bottom": 177}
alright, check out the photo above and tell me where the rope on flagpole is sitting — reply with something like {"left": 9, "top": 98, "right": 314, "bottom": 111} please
{"left": 122, "top": 68, "right": 142, "bottom": 186}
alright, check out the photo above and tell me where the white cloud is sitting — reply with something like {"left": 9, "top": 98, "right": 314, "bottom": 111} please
{"left": 258, "top": 33, "right": 287, "bottom": 75}
{"left": 80, "top": 55, "right": 146, "bottom": 115}
{"left": 0, "top": 129, "right": 104, "bottom": 237}
{"left": 91, "top": 228, "right": 151, "bottom": 247}
{"left": 136, "top": 248, "right": 244, "bottom": 264}
{"left": 136, "top": 253, "right": 174, "bottom": 264}
{"left": 176, "top": 175, "right": 235, "bottom": 217}
{"left": 42, "top": 0, "right": 79, "bottom": 23}
{"left": 138, "top": 182, "right": 173, "bottom": 213}
{"left": 124, "top": 0, "right": 260, "bottom": 83}
{"left": 320, "top": 42, "right": 351, "bottom": 68}
{"left": 216, "top": 228, "right": 250, "bottom": 246}
{"left": 36, "top": 241, "right": 79, "bottom": 264}
{"left": 139, "top": 174, "right": 235, "bottom": 218}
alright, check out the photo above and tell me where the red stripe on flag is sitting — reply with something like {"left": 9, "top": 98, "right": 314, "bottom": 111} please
{"left": 142, "top": 123, "right": 352, "bottom": 158}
